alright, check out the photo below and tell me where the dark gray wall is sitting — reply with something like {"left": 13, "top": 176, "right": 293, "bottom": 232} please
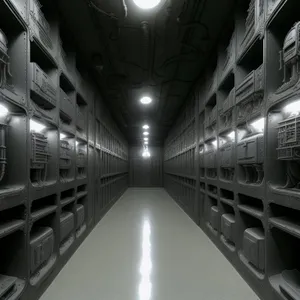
{"left": 129, "top": 147, "right": 163, "bottom": 187}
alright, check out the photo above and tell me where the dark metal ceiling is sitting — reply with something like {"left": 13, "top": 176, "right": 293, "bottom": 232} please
{"left": 56, "top": 0, "right": 235, "bottom": 146}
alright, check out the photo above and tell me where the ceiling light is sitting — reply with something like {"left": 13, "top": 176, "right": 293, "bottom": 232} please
{"left": 142, "top": 150, "right": 151, "bottom": 158}
{"left": 212, "top": 139, "right": 218, "bottom": 148}
{"left": 250, "top": 117, "right": 264, "bottom": 132}
{"left": 143, "top": 131, "right": 149, "bottom": 136}
{"left": 0, "top": 104, "right": 9, "bottom": 117}
{"left": 145, "top": 141, "right": 149, "bottom": 145}
{"left": 60, "top": 133, "right": 67, "bottom": 140}
{"left": 143, "top": 124, "right": 150, "bottom": 130}
{"left": 227, "top": 131, "right": 235, "bottom": 140}
{"left": 76, "top": 141, "right": 79, "bottom": 147}
{"left": 30, "top": 119, "right": 46, "bottom": 133}
{"left": 283, "top": 100, "right": 300, "bottom": 116}
{"left": 144, "top": 137, "right": 149, "bottom": 141}
{"left": 140, "top": 97, "right": 152, "bottom": 105}
{"left": 133, "top": 0, "right": 161, "bottom": 9}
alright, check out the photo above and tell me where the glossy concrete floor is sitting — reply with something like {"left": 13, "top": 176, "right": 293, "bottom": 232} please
{"left": 40, "top": 188, "right": 260, "bottom": 300}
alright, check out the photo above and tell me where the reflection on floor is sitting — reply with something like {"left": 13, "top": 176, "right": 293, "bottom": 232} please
{"left": 40, "top": 188, "right": 260, "bottom": 300}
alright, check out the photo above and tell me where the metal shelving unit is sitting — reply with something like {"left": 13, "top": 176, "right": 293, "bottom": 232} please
{"left": 164, "top": 97, "right": 197, "bottom": 221}
{"left": 164, "top": 1, "right": 300, "bottom": 299}
{"left": 0, "top": 1, "right": 129, "bottom": 299}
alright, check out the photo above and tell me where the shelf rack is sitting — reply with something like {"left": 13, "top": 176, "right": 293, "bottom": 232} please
{"left": 0, "top": 1, "right": 130, "bottom": 299}
{"left": 163, "top": 1, "right": 300, "bottom": 299}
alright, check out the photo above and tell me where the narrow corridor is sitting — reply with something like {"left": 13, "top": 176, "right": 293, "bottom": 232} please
{"left": 40, "top": 189, "right": 259, "bottom": 300}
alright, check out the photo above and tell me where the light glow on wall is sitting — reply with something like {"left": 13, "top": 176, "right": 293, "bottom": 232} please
{"left": 30, "top": 119, "right": 46, "bottom": 133}
{"left": 250, "top": 117, "right": 264, "bottom": 133}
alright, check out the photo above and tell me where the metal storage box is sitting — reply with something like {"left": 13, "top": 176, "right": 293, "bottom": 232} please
{"left": 204, "top": 149, "right": 217, "bottom": 168}
{"left": 277, "top": 116, "right": 300, "bottom": 160}
{"left": 60, "top": 89, "right": 75, "bottom": 121}
{"left": 221, "top": 214, "right": 235, "bottom": 242}
{"left": 60, "top": 141, "right": 71, "bottom": 169}
{"left": 76, "top": 106, "right": 85, "bottom": 130}
{"left": 243, "top": 227, "right": 265, "bottom": 271}
{"left": 29, "top": 63, "right": 56, "bottom": 107}
{"left": 30, "top": 227, "right": 54, "bottom": 274}
{"left": 236, "top": 65, "right": 264, "bottom": 123}
{"left": 237, "top": 134, "right": 264, "bottom": 165}
{"left": 210, "top": 206, "right": 219, "bottom": 231}
{"left": 60, "top": 212, "right": 74, "bottom": 242}
{"left": 236, "top": 66, "right": 264, "bottom": 107}
{"left": 77, "top": 150, "right": 86, "bottom": 168}
{"left": 29, "top": 0, "right": 53, "bottom": 52}
{"left": 220, "top": 142, "right": 234, "bottom": 168}
{"left": 220, "top": 89, "right": 235, "bottom": 131}
{"left": 76, "top": 204, "right": 85, "bottom": 229}
{"left": 0, "top": 275, "right": 18, "bottom": 299}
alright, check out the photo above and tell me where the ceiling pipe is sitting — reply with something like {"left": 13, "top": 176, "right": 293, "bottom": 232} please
{"left": 89, "top": 1, "right": 118, "bottom": 20}
{"left": 121, "top": 0, "right": 128, "bottom": 18}
{"left": 141, "top": 21, "right": 150, "bottom": 82}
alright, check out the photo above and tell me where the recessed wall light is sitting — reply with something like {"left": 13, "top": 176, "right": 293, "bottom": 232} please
{"left": 60, "top": 133, "right": 67, "bottom": 140}
{"left": 140, "top": 97, "right": 152, "bottom": 105}
{"left": 212, "top": 139, "right": 218, "bottom": 148}
{"left": 0, "top": 104, "right": 9, "bottom": 117}
{"left": 30, "top": 119, "right": 46, "bottom": 133}
{"left": 250, "top": 118, "right": 264, "bottom": 132}
{"left": 227, "top": 131, "right": 235, "bottom": 140}
{"left": 283, "top": 100, "right": 300, "bottom": 116}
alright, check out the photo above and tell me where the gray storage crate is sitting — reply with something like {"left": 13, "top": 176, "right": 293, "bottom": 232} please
{"left": 237, "top": 134, "right": 264, "bottom": 165}
{"left": 236, "top": 65, "right": 264, "bottom": 124}
{"left": 60, "top": 211, "right": 74, "bottom": 243}
{"left": 29, "top": 0, "right": 54, "bottom": 54}
{"left": 238, "top": 0, "right": 264, "bottom": 56}
{"left": 30, "top": 132, "right": 50, "bottom": 184}
{"left": 204, "top": 148, "right": 217, "bottom": 168}
{"left": 219, "top": 88, "right": 235, "bottom": 132}
{"left": 277, "top": 116, "right": 300, "bottom": 160}
{"left": 29, "top": 63, "right": 57, "bottom": 108}
{"left": 76, "top": 105, "right": 85, "bottom": 131}
{"left": 76, "top": 150, "right": 86, "bottom": 168}
{"left": 60, "top": 89, "right": 75, "bottom": 122}
{"left": 243, "top": 227, "right": 265, "bottom": 271}
{"left": 76, "top": 204, "right": 85, "bottom": 229}
{"left": 0, "top": 275, "right": 24, "bottom": 300}
{"left": 30, "top": 227, "right": 54, "bottom": 274}
{"left": 220, "top": 142, "right": 234, "bottom": 168}
{"left": 221, "top": 214, "right": 235, "bottom": 243}
{"left": 60, "top": 140, "right": 71, "bottom": 169}
{"left": 210, "top": 206, "right": 219, "bottom": 231}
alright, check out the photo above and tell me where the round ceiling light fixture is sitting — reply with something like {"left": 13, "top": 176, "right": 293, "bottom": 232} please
{"left": 143, "top": 124, "right": 149, "bottom": 130}
{"left": 143, "top": 131, "right": 149, "bottom": 136}
{"left": 133, "top": 0, "right": 161, "bottom": 9}
{"left": 144, "top": 137, "right": 148, "bottom": 141}
{"left": 140, "top": 96, "right": 152, "bottom": 105}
